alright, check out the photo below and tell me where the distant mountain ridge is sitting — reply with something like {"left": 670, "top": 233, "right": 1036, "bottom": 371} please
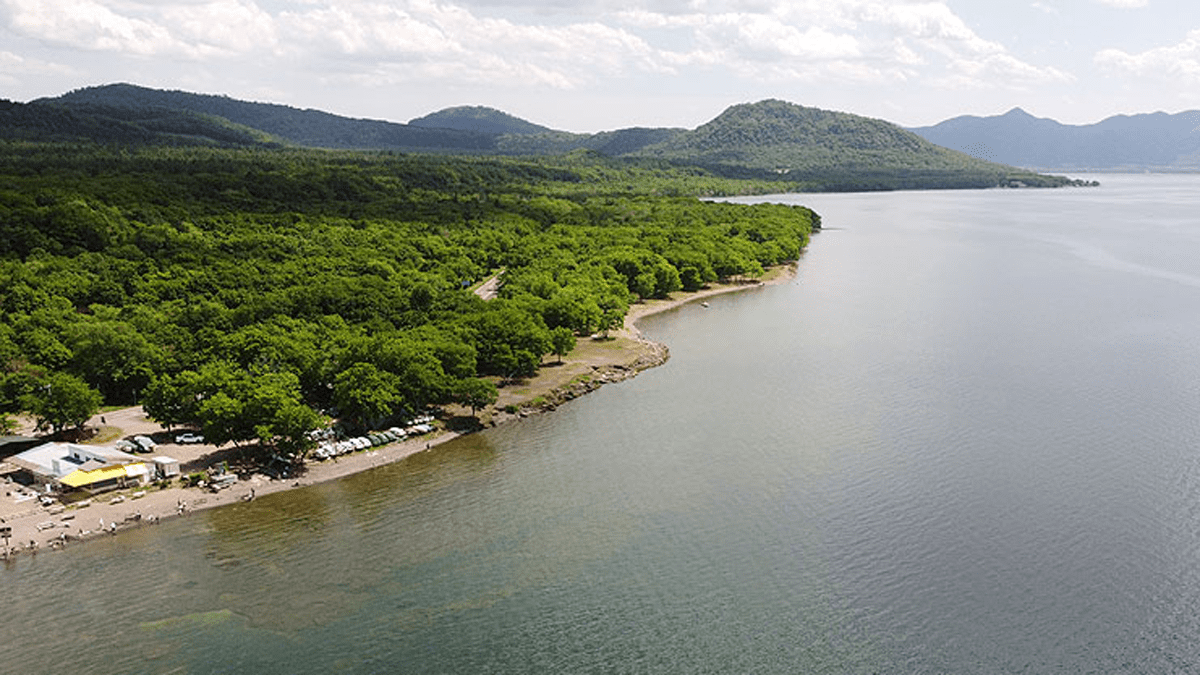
{"left": 39, "top": 83, "right": 498, "bottom": 151}
{"left": 2, "top": 83, "right": 1081, "bottom": 190}
{"left": 911, "top": 107, "right": 1200, "bottom": 170}
{"left": 0, "top": 97, "right": 275, "bottom": 147}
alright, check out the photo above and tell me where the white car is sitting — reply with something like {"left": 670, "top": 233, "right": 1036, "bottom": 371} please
{"left": 175, "top": 433, "right": 205, "bottom": 444}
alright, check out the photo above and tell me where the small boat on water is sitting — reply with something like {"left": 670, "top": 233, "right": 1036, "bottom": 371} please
{"left": 700, "top": 302, "right": 710, "bottom": 308}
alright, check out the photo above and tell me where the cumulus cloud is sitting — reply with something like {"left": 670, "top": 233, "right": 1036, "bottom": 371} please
{"left": 0, "top": 0, "right": 1068, "bottom": 92}
{"left": 4, "top": 0, "right": 195, "bottom": 56}
{"left": 615, "top": 0, "right": 1068, "bottom": 87}
{"left": 163, "top": 0, "right": 280, "bottom": 55}
{"left": 1096, "top": 29, "right": 1200, "bottom": 80}
{"left": 857, "top": 2, "right": 1070, "bottom": 86}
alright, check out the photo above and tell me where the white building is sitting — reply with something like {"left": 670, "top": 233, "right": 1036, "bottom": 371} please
{"left": 9, "top": 443, "right": 153, "bottom": 493}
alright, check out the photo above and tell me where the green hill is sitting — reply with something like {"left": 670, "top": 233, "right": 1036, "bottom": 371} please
{"left": 630, "top": 99, "right": 1074, "bottom": 189}
{"left": 409, "top": 105, "right": 552, "bottom": 135}
{"left": 0, "top": 98, "right": 279, "bottom": 147}
{"left": 41, "top": 83, "right": 497, "bottom": 151}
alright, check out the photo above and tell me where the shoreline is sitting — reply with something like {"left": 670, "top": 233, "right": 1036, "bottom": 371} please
{"left": 1, "top": 263, "right": 797, "bottom": 561}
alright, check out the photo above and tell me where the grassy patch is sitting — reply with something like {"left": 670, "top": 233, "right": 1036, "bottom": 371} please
{"left": 87, "top": 425, "right": 124, "bottom": 444}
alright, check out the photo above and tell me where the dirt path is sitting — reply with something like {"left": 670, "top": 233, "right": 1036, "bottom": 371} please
{"left": 473, "top": 270, "right": 504, "bottom": 300}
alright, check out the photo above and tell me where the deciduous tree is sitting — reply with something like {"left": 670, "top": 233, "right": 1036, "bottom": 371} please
{"left": 23, "top": 371, "right": 101, "bottom": 435}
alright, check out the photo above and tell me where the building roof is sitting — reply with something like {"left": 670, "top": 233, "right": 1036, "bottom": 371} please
{"left": 60, "top": 463, "right": 135, "bottom": 488}
{"left": 0, "top": 435, "right": 46, "bottom": 459}
{"left": 10, "top": 442, "right": 144, "bottom": 481}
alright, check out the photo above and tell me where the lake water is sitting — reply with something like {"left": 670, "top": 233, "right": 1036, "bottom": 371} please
{"left": 7, "top": 175, "right": 1200, "bottom": 673}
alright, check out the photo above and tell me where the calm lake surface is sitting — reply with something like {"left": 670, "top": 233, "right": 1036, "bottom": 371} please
{"left": 8, "top": 174, "right": 1200, "bottom": 673}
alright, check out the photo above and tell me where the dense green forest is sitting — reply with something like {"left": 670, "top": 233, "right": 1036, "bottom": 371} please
{"left": 0, "top": 144, "right": 816, "bottom": 456}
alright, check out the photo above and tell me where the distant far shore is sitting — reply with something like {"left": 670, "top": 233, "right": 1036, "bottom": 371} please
{"left": 1, "top": 264, "right": 797, "bottom": 561}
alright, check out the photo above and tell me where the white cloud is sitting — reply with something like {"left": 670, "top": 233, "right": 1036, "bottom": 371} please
{"left": 684, "top": 12, "right": 861, "bottom": 63}
{"left": 861, "top": 2, "right": 1071, "bottom": 87}
{"left": 4, "top": 0, "right": 193, "bottom": 56}
{"left": 0, "top": 0, "right": 1070, "bottom": 93}
{"left": 1096, "top": 29, "right": 1200, "bottom": 80}
{"left": 0, "top": 50, "right": 75, "bottom": 87}
{"left": 619, "top": 0, "right": 1069, "bottom": 88}
{"left": 279, "top": 4, "right": 460, "bottom": 57}
{"left": 1094, "top": 0, "right": 1148, "bottom": 7}
{"left": 163, "top": 0, "right": 280, "bottom": 55}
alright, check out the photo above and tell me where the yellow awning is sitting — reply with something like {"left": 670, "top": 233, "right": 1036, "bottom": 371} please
{"left": 60, "top": 462, "right": 144, "bottom": 488}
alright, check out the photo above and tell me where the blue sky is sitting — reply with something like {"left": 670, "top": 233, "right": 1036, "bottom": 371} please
{"left": 2, "top": 0, "right": 1198, "bottom": 132}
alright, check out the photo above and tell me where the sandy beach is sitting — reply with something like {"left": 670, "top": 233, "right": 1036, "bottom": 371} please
{"left": 0, "top": 265, "right": 795, "bottom": 560}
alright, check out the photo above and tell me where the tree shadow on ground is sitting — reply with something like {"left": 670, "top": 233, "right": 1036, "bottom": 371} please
{"left": 180, "top": 445, "right": 259, "bottom": 475}
{"left": 445, "top": 415, "right": 485, "bottom": 433}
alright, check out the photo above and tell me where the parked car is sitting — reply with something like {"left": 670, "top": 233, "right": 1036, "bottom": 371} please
{"left": 312, "top": 443, "right": 333, "bottom": 460}
{"left": 175, "top": 432, "right": 205, "bottom": 444}
{"left": 133, "top": 435, "right": 157, "bottom": 452}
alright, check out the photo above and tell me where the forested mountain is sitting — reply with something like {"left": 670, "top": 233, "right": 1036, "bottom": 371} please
{"left": 628, "top": 99, "right": 1068, "bottom": 190}
{"left": 0, "top": 98, "right": 279, "bottom": 147}
{"left": 10, "top": 84, "right": 1081, "bottom": 190}
{"left": 41, "top": 84, "right": 497, "bottom": 151}
{"left": 0, "top": 145, "right": 815, "bottom": 450}
{"left": 408, "top": 105, "right": 553, "bottom": 135}
{"left": 911, "top": 107, "right": 1200, "bottom": 170}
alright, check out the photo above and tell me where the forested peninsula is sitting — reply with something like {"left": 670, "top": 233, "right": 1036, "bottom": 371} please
{"left": 0, "top": 145, "right": 817, "bottom": 460}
